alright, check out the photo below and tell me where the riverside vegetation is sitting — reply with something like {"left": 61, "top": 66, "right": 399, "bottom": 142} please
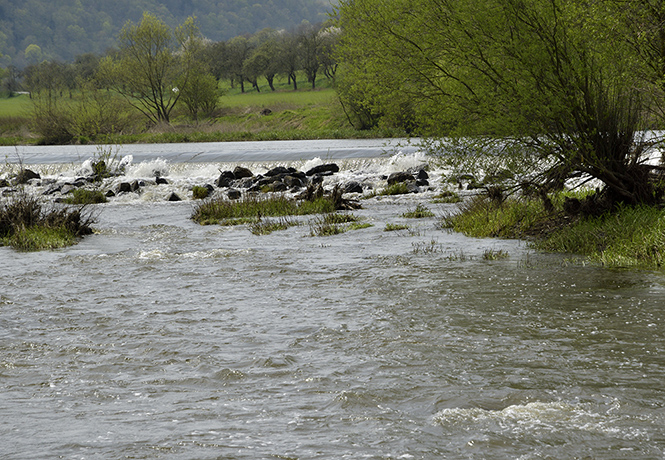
{"left": 4, "top": 1, "right": 665, "bottom": 267}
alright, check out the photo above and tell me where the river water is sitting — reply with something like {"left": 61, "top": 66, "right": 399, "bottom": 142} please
{"left": 2, "top": 140, "right": 665, "bottom": 459}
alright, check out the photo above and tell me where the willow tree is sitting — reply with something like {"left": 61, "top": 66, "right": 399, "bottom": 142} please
{"left": 98, "top": 13, "right": 202, "bottom": 124}
{"left": 336, "top": 0, "right": 665, "bottom": 208}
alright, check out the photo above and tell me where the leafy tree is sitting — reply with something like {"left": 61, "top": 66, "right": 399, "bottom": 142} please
{"left": 278, "top": 32, "right": 300, "bottom": 90}
{"left": 97, "top": 13, "right": 198, "bottom": 124}
{"left": 296, "top": 22, "right": 321, "bottom": 89}
{"left": 336, "top": 0, "right": 665, "bottom": 208}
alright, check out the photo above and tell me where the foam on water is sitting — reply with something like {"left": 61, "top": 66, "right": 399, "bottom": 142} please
{"left": 433, "top": 400, "right": 651, "bottom": 440}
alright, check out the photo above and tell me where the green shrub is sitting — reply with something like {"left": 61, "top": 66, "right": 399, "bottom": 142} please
{"left": 0, "top": 194, "right": 94, "bottom": 251}
{"left": 192, "top": 185, "right": 211, "bottom": 200}
{"left": 63, "top": 189, "right": 107, "bottom": 204}
{"left": 379, "top": 183, "right": 410, "bottom": 196}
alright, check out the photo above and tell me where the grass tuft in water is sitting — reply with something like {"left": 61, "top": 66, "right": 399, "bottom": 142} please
{"left": 402, "top": 203, "right": 435, "bottom": 218}
{"left": 248, "top": 216, "right": 298, "bottom": 235}
{"left": 384, "top": 223, "right": 409, "bottom": 232}
{"left": 412, "top": 239, "right": 442, "bottom": 254}
{"left": 309, "top": 213, "right": 370, "bottom": 236}
{"left": 432, "top": 191, "right": 463, "bottom": 204}
{"left": 379, "top": 183, "right": 410, "bottom": 196}
{"left": 482, "top": 248, "right": 509, "bottom": 260}
{"left": 192, "top": 193, "right": 336, "bottom": 226}
{"left": 62, "top": 189, "right": 107, "bottom": 205}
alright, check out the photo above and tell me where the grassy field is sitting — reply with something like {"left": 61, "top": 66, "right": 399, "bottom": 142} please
{"left": 0, "top": 76, "right": 400, "bottom": 145}
{"left": 0, "top": 94, "right": 31, "bottom": 117}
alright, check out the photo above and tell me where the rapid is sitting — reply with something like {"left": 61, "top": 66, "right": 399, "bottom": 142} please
{"left": 1, "top": 139, "right": 664, "bottom": 459}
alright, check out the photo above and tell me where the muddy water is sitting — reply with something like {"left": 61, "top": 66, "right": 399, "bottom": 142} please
{"left": 1, "top": 141, "right": 664, "bottom": 459}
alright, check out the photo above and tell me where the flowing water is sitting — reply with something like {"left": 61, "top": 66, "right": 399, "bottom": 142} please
{"left": 1, "top": 140, "right": 665, "bottom": 459}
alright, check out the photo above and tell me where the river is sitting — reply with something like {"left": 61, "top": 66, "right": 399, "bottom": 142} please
{"left": 1, "top": 140, "right": 664, "bottom": 459}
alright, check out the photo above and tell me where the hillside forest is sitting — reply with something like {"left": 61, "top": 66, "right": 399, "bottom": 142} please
{"left": 0, "top": 0, "right": 333, "bottom": 66}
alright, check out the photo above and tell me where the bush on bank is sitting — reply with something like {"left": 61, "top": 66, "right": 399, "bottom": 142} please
{"left": 0, "top": 194, "right": 95, "bottom": 251}
{"left": 443, "top": 194, "right": 665, "bottom": 270}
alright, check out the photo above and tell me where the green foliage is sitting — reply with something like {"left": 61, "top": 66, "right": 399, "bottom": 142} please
{"left": 308, "top": 212, "right": 368, "bottom": 236}
{"left": 442, "top": 196, "right": 547, "bottom": 239}
{"left": 401, "top": 204, "right": 434, "bottom": 218}
{"left": 336, "top": 0, "right": 665, "bottom": 207}
{"left": 191, "top": 193, "right": 336, "bottom": 225}
{"left": 62, "top": 189, "right": 108, "bottom": 205}
{"left": 0, "top": 193, "right": 94, "bottom": 251}
{"left": 6, "top": 225, "right": 76, "bottom": 251}
{"left": 384, "top": 223, "right": 409, "bottom": 231}
{"left": 537, "top": 205, "right": 665, "bottom": 269}
{"left": 378, "top": 183, "right": 410, "bottom": 196}
{"left": 191, "top": 186, "right": 211, "bottom": 200}
{"left": 431, "top": 191, "right": 462, "bottom": 204}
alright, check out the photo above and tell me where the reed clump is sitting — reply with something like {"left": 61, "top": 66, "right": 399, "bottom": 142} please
{"left": 0, "top": 194, "right": 94, "bottom": 251}
{"left": 191, "top": 193, "right": 337, "bottom": 226}
{"left": 443, "top": 192, "right": 665, "bottom": 269}
{"left": 309, "top": 213, "right": 371, "bottom": 236}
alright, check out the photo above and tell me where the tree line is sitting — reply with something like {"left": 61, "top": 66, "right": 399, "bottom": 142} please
{"left": 0, "top": 0, "right": 331, "bottom": 66}
{"left": 1, "top": 13, "right": 339, "bottom": 143}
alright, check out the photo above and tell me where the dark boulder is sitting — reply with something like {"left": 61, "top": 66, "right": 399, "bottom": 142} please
{"left": 105, "top": 189, "right": 116, "bottom": 197}
{"left": 0, "top": 178, "right": 9, "bottom": 187}
{"left": 283, "top": 175, "right": 304, "bottom": 188}
{"left": 15, "top": 168, "right": 40, "bottom": 184}
{"left": 117, "top": 182, "right": 132, "bottom": 193}
{"left": 416, "top": 178, "right": 429, "bottom": 187}
{"left": 156, "top": 177, "right": 169, "bottom": 185}
{"left": 233, "top": 166, "right": 254, "bottom": 179}
{"left": 227, "top": 188, "right": 241, "bottom": 200}
{"left": 265, "top": 166, "right": 294, "bottom": 177}
{"left": 306, "top": 163, "right": 339, "bottom": 176}
{"left": 387, "top": 171, "right": 414, "bottom": 185}
{"left": 310, "top": 173, "right": 324, "bottom": 185}
{"left": 43, "top": 184, "right": 63, "bottom": 195}
{"left": 234, "top": 177, "right": 256, "bottom": 189}
{"left": 167, "top": 192, "right": 182, "bottom": 201}
{"left": 216, "top": 170, "right": 236, "bottom": 188}
{"left": 342, "top": 181, "right": 364, "bottom": 194}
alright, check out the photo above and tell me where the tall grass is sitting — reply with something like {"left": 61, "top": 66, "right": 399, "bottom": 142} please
{"left": 191, "top": 193, "right": 336, "bottom": 225}
{"left": 445, "top": 194, "right": 665, "bottom": 269}
{"left": 537, "top": 205, "right": 665, "bottom": 269}
{"left": 0, "top": 193, "right": 94, "bottom": 251}
{"left": 442, "top": 195, "right": 546, "bottom": 238}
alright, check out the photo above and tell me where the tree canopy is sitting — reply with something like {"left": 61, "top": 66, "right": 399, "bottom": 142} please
{"left": 335, "top": 0, "right": 665, "bottom": 208}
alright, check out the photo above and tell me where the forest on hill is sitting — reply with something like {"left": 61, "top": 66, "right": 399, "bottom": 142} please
{"left": 0, "top": 0, "right": 334, "bottom": 66}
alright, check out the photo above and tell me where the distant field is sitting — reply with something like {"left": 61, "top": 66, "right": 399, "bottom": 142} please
{"left": 0, "top": 94, "right": 31, "bottom": 117}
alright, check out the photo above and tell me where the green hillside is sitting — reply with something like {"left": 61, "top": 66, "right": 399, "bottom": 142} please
{"left": 0, "top": 0, "right": 334, "bottom": 66}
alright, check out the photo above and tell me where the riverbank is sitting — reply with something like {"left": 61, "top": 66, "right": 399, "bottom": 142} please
{"left": 0, "top": 87, "right": 405, "bottom": 146}
{"left": 443, "top": 193, "right": 665, "bottom": 270}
